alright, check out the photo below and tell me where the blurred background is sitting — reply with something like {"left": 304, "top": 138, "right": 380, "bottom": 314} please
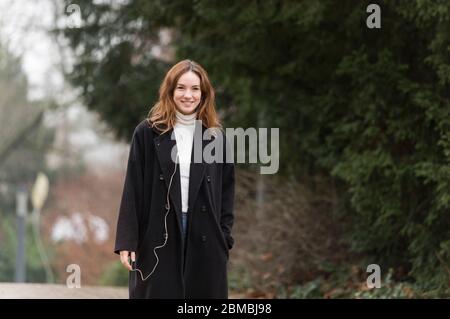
{"left": 0, "top": 0, "right": 449, "bottom": 298}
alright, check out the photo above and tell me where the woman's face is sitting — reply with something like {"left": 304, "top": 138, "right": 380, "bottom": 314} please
{"left": 173, "top": 71, "right": 202, "bottom": 115}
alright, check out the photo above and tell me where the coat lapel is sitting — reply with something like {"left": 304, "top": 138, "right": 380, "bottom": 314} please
{"left": 153, "top": 123, "right": 212, "bottom": 234}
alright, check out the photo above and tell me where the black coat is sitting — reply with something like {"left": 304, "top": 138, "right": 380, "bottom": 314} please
{"left": 114, "top": 119, "right": 235, "bottom": 299}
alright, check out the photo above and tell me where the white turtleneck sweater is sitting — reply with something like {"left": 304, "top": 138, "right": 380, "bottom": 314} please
{"left": 174, "top": 110, "right": 197, "bottom": 213}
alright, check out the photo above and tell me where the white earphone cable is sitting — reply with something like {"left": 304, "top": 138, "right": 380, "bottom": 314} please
{"left": 131, "top": 152, "right": 179, "bottom": 281}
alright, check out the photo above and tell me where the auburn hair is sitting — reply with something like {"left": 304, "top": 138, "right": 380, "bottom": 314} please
{"left": 147, "top": 59, "right": 222, "bottom": 134}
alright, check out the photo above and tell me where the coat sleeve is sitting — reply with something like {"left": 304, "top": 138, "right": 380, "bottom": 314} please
{"left": 220, "top": 133, "right": 235, "bottom": 250}
{"left": 114, "top": 126, "right": 144, "bottom": 255}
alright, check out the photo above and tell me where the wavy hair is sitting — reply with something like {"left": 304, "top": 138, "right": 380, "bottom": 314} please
{"left": 147, "top": 59, "right": 222, "bottom": 135}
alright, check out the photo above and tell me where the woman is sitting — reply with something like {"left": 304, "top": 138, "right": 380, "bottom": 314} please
{"left": 114, "top": 59, "right": 235, "bottom": 299}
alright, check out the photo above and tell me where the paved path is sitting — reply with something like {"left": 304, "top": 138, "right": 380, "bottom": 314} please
{"left": 0, "top": 283, "right": 128, "bottom": 299}
{"left": 0, "top": 283, "right": 245, "bottom": 299}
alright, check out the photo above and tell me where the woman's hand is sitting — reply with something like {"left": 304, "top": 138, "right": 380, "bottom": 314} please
{"left": 119, "top": 251, "right": 136, "bottom": 270}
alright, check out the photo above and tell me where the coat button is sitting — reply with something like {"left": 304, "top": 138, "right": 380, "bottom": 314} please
{"left": 201, "top": 205, "right": 206, "bottom": 212}
{"left": 206, "top": 176, "right": 211, "bottom": 182}
{"left": 201, "top": 235, "right": 207, "bottom": 242}
{"left": 159, "top": 174, "right": 164, "bottom": 180}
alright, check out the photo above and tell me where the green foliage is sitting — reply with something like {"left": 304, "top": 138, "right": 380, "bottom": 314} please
{"left": 60, "top": 0, "right": 450, "bottom": 293}
{"left": 99, "top": 261, "right": 128, "bottom": 287}
{"left": 0, "top": 215, "right": 54, "bottom": 283}
{"left": 0, "top": 213, "right": 15, "bottom": 281}
{"left": 280, "top": 278, "right": 324, "bottom": 299}
{"left": 353, "top": 269, "right": 419, "bottom": 299}
{"left": 228, "top": 264, "right": 253, "bottom": 293}
{"left": 282, "top": 266, "right": 450, "bottom": 298}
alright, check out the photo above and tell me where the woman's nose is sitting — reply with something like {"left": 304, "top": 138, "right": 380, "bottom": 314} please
{"left": 183, "top": 90, "right": 193, "bottom": 98}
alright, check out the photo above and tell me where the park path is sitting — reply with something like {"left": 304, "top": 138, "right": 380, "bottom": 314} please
{"left": 0, "top": 283, "right": 245, "bottom": 299}
{"left": 0, "top": 283, "right": 127, "bottom": 299}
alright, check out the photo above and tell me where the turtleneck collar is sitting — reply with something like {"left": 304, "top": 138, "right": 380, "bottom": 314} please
{"left": 175, "top": 109, "right": 197, "bottom": 125}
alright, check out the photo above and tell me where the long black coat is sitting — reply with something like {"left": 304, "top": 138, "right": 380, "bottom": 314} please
{"left": 114, "top": 119, "right": 235, "bottom": 299}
